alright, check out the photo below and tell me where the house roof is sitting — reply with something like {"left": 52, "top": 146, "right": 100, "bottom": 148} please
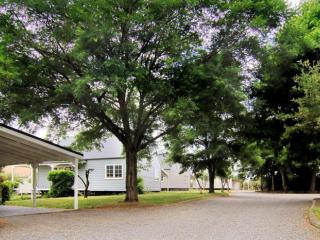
{"left": 0, "top": 124, "right": 83, "bottom": 166}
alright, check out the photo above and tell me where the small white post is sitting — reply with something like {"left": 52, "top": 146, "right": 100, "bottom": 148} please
{"left": 31, "top": 163, "right": 38, "bottom": 208}
{"left": 74, "top": 158, "right": 79, "bottom": 210}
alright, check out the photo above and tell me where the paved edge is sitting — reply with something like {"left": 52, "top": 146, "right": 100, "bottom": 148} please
{"left": 0, "top": 206, "right": 71, "bottom": 218}
{"left": 309, "top": 198, "right": 320, "bottom": 229}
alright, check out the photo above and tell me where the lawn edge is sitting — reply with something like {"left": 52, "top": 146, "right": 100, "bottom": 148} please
{"left": 309, "top": 198, "right": 320, "bottom": 229}
{"left": 5, "top": 192, "right": 229, "bottom": 210}
{"left": 94, "top": 192, "right": 229, "bottom": 210}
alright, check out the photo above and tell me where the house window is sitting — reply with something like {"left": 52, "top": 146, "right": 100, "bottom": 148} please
{"left": 105, "top": 164, "right": 123, "bottom": 179}
{"left": 114, "top": 165, "right": 122, "bottom": 178}
{"left": 106, "top": 165, "right": 114, "bottom": 178}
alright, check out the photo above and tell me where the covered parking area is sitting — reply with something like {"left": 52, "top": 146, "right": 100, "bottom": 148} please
{"left": 0, "top": 124, "right": 83, "bottom": 211}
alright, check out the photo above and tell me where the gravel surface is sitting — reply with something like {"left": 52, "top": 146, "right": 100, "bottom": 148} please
{"left": 0, "top": 192, "right": 319, "bottom": 240}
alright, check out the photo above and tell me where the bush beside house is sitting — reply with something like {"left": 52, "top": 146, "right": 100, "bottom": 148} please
{"left": 48, "top": 170, "right": 74, "bottom": 197}
{"left": 137, "top": 176, "right": 144, "bottom": 194}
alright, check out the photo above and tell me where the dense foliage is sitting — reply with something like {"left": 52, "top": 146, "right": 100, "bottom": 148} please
{"left": 1, "top": 0, "right": 319, "bottom": 194}
{"left": 48, "top": 170, "right": 75, "bottom": 197}
{"left": 0, "top": 173, "right": 19, "bottom": 204}
{"left": 136, "top": 176, "right": 144, "bottom": 194}
{"left": 0, "top": 0, "right": 286, "bottom": 200}
{"left": 246, "top": 0, "right": 320, "bottom": 192}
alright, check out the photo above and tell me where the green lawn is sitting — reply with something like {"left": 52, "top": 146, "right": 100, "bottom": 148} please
{"left": 6, "top": 191, "right": 227, "bottom": 209}
{"left": 313, "top": 208, "right": 320, "bottom": 220}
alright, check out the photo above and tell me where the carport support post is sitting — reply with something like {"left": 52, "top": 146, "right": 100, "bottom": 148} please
{"left": 74, "top": 158, "right": 79, "bottom": 210}
{"left": 31, "top": 163, "right": 38, "bottom": 208}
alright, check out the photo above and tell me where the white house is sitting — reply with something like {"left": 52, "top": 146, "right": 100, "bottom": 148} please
{"left": 9, "top": 136, "right": 190, "bottom": 193}
{"left": 3, "top": 135, "right": 237, "bottom": 193}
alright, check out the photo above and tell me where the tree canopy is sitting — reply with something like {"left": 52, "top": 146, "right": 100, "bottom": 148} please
{"left": 247, "top": 0, "right": 320, "bottom": 192}
{"left": 0, "top": 0, "right": 292, "bottom": 199}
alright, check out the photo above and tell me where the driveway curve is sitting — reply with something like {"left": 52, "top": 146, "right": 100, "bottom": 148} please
{"left": 0, "top": 192, "right": 319, "bottom": 240}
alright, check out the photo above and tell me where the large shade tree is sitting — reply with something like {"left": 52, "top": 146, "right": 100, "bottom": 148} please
{"left": 251, "top": 0, "right": 320, "bottom": 192}
{"left": 167, "top": 51, "right": 246, "bottom": 193}
{"left": 284, "top": 62, "right": 320, "bottom": 192}
{"left": 0, "top": 0, "right": 286, "bottom": 201}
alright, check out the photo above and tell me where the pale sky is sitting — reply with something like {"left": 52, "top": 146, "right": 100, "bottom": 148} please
{"left": 287, "top": 0, "right": 302, "bottom": 7}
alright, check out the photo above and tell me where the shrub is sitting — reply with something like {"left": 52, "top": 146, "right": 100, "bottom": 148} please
{"left": 0, "top": 172, "right": 8, "bottom": 182}
{"left": 137, "top": 176, "right": 144, "bottom": 194}
{"left": 48, "top": 170, "right": 75, "bottom": 197}
{"left": 3, "top": 180, "right": 19, "bottom": 192}
{"left": 0, "top": 175, "right": 19, "bottom": 204}
{"left": 1, "top": 183, "right": 10, "bottom": 204}
{"left": 2, "top": 180, "right": 19, "bottom": 200}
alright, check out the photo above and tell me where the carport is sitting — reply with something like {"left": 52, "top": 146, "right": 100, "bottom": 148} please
{"left": 0, "top": 124, "right": 83, "bottom": 209}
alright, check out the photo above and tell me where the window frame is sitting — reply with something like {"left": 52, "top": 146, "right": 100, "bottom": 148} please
{"left": 105, "top": 164, "right": 124, "bottom": 179}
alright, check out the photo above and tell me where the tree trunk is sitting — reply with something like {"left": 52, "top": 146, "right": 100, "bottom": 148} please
{"left": 309, "top": 169, "right": 317, "bottom": 193}
{"left": 226, "top": 179, "right": 230, "bottom": 191}
{"left": 78, "top": 169, "right": 92, "bottom": 198}
{"left": 279, "top": 167, "right": 288, "bottom": 192}
{"left": 208, "top": 166, "right": 215, "bottom": 193}
{"left": 195, "top": 177, "right": 203, "bottom": 194}
{"left": 221, "top": 178, "right": 224, "bottom": 192}
{"left": 271, "top": 174, "right": 275, "bottom": 192}
{"left": 125, "top": 149, "right": 138, "bottom": 202}
{"left": 84, "top": 185, "right": 88, "bottom": 198}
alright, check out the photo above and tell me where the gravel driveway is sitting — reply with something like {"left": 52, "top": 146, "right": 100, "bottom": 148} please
{"left": 0, "top": 192, "right": 319, "bottom": 240}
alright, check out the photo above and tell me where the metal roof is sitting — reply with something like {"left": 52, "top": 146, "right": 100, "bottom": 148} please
{"left": 0, "top": 124, "right": 83, "bottom": 166}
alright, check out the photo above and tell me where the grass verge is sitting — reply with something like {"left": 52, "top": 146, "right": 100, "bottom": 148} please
{"left": 313, "top": 208, "right": 320, "bottom": 221}
{"left": 6, "top": 191, "right": 227, "bottom": 209}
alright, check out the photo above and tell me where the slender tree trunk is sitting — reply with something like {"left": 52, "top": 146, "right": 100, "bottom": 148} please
{"left": 208, "top": 166, "right": 215, "bottom": 193}
{"left": 221, "top": 178, "right": 224, "bottom": 192}
{"left": 84, "top": 185, "right": 88, "bottom": 198}
{"left": 271, "top": 174, "right": 275, "bottom": 192}
{"left": 195, "top": 177, "right": 203, "bottom": 194}
{"left": 226, "top": 179, "right": 230, "bottom": 191}
{"left": 309, "top": 169, "right": 317, "bottom": 193}
{"left": 279, "top": 167, "right": 288, "bottom": 192}
{"left": 78, "top": 169, "right": 92, "bottom": 198}
{"left": 125, "top": 149, "right": 138, "bottom": 202}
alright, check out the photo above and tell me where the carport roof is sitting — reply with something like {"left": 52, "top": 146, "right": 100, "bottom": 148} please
{"left": 0, "top": 124, "right": 83, "bottom": 166}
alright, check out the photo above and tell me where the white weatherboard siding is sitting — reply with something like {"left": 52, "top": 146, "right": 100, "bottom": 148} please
{"left": 85, "top": 158, "right": 126, "bottom": 192}
{"left": 37, "top": 165, "right": 51, "bottom": 190}
{"left": 18, "top": 136, "right": 189, "bottom": 192}
{"left": 36, "top": 157, "right": 160, "bottom": 192}
{"left": 77, "top": 168, "right": 86, "bottom": 190}
{"left": 79, "top": 137, "right": 126, "bottom": 191}
{"left": 37, "top": 159, "right": 126, "bottom": 192}
{"left": 161, "top": 163, "right": 190, "bottom": 190}
{"left": 139, "top": 159, "right": 161, "bottom": 192}
{"left": 191, "top": 177, "right": 233, "bottom": 189}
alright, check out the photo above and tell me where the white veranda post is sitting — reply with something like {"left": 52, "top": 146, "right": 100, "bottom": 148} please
{"left": 74, "top": 158, "right": 79, "bottom": 210}
{"left": 31, "top": 163, "right": 38, "bottom": 208}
